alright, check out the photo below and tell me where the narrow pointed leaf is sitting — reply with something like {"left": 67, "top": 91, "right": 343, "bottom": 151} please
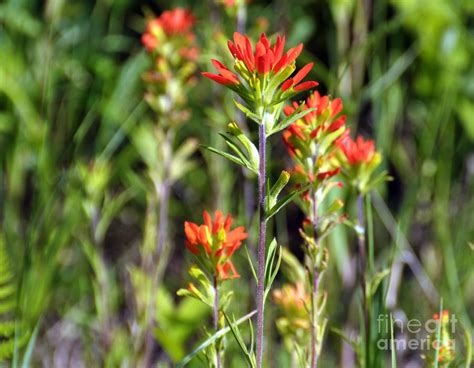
{"left": 201, "top": 145, "right": 247, "bottom": 169}
{"left": 176, "top": 310, "right": 256, "bottom": 367}
{"left": 270, "top": 107, "right": 317, "bottom": 135}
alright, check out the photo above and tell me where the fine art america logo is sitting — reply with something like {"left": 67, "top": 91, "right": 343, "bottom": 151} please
{"left": 376, "top": 310, "right": 456, "bottom": 363}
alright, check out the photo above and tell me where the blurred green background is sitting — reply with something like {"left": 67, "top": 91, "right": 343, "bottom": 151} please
{"left": 0, "top": 0, "right": 473, "bottom": 366}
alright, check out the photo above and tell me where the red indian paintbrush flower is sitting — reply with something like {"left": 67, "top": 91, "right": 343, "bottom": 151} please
{"left": 273, "top": 282, "right": 311, "bottom": 331}
{"left": 282, "top": 91, "right": 346, "bottom": 183}
{"left": 184, "top": 210, "right": 247, "bottom": 280}
{"left": 202, "top": 32, "right": 317, "bottom": 92}
{"left": 337, "top": 133, "right": 376, "bottom": 165}
{"left": 142, "top": 8, "right": 196, "bottom": 51}
{"left": 283, "top": 91, "right": 346, "bottom": 156}
{"left": 336, "top": 130, "right": 390, "bottom": 194}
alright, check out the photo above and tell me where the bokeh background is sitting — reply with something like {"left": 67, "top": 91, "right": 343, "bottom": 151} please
{"left": 0, "top": 0, "right": 473, "bottom": 366}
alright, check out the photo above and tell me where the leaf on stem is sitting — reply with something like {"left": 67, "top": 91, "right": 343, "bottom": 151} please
{"left": 223, "top": 312, "right": 257, "bottom": 368}
{"left": 269, "top": 106, "right": 317, "bottom": 136}
{"left": 268, "top": 170, "right": 291, "bottom": 210}
{"left": 234, "top": 99, "right": 261, "bottom": 124}
{"left": 244, "top": 245, "right": 257, "bottom": 283}
{"left": 176, "top": 311, "right": 257, "bottom": 367}
{"left": 264, "top": 238, "right": 282, "bottom": 301}
{"left": 266, "top": 185, "right": 309, "bottom": 221}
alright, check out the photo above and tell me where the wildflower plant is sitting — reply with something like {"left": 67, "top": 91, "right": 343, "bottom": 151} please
{"left": 337, "top": 132, "right": 390, "bottom": 195}
{"left": 202, "top": 31, "right": 318, "bottom": 367}
{"left": 336, "top": 132, "right": 391, "bottom": 366}
{"left": 178, "top": 210, "right": 247, "bottom": 367}
{"left": 131, "top": 8, "right": 200, "bottom": 366}
{"left": 282, "top": 90, "right": 347, "bottom": 367}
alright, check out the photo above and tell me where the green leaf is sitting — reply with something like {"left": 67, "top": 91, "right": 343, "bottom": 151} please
{"left": 227, "top": 122, "right": 259, "bottom": 170}
{"left": 269, "top": 107, "right": 317, "bottom": 136}
{"left": 264, "top": 239, "right": 282, "bottom": 301}
{"left": 244, "top": 245, "right": 257, "bottom": 283}
{"left": 369, "top": 269, "right": 390, "bottom": 298}
{"left": 201, "top": 144, "right": 247, "bottom": 169}
{"left": 176, "top": 310, "right": 256, "bottom": 367}
{"left": 219, "top": 133, "right": 258, "bottom": 174}
{"left": 390, "top": 314, "right": 397, "bottom": 368}
{"left": 264, "top": 65, "right": 296, "bottom": 97}
{"left": 21, "top": 321, "right": 40, "bottom": 368}
{"left": 268, "top": 171, "right": 291, "bottom": 210}
{"left": 220, "top": 133, "right": 251, "bottom": 164}
{"left": 266, "top": 186, "right": 308, "bottom": 221}
{"left": 463, "top": 324, "right": 472, "bottom": 368}
{"left": 223, "top": 312, "right": 257, "bottom": 368}
{"left": 155, "top": 287, "right": 210, "bottom": 362}
{"left": 234, "top": 99, "right": 261, "bottom": 124}
{"left": 319, "top": 125, "right": 345, "bottom": 154}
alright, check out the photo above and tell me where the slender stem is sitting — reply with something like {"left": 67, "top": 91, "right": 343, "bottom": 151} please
{"left": 143, "top": 132, "right": 172, "bottom": 368}
{"left": 213, "top": 276, "right": 221, "bottom": 368}
{"left": 310, "top": 182, "right": 319, "bottom": 368}
{"left": 310, "top": 268, "right": 320, "bottom": 368}
{"left": 256, "top": 123, "right": 267, "bottom": 368}
{"left": 356, "top": 193, "right": 369, "bottom": 365}
{"left": 366, "top": 194, "right": 375, "bottom": 275}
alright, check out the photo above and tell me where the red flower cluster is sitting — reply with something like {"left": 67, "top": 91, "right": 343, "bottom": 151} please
{"left": 284, "top": 91, "right": 344, "bottom": 126}
{"left": 203, "top": 32, "right": 317, "bottom": 92}
{"left": 337, "top": 133, "right": 376, "bottom": 165}
{"left": 283, "top": 91, "right": 346, "bottom": 157}
{"left": 184, "top": 210, "right": 247, "bottom": 280}
{"left": 142, "top": 8, "right": 196, "bottom": 52}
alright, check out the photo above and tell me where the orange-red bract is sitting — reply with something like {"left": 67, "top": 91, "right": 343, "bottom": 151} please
{"left": 184, "top": 210, "right": 247, "bottom": 280}
{"left": 202, "top": 32, "right": 317, "bottom": 92}
{"left": 141, "top": 8, "right": 196, "bottom": 51}
{"left": 337, "top": 133, "right": 376, "bottom": 165}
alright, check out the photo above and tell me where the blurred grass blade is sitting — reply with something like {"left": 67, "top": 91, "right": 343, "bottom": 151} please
{"left": 390, "top": 313, "right": 396, "bottom": 368}
{"left": 21, "top": 322, "right": 40, "bottom": 368}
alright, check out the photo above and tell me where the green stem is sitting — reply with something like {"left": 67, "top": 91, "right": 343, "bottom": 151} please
{"left": 366, "top": 193, "right": 375, "bottom": 276}
{"left": 213, "top": 275, "right": 221, "bottom": 368}
{"left": 255, "top": 122, "right": 267, "bottom": 368}
{"left": 357, "top": 193, "right": 369, "bottom": 365}
{"left": 143, "top": 130, "right": 173, "bottom": 367}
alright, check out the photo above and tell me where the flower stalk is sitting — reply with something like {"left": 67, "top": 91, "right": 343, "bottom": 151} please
{"left": 256, "top": 122, "right": 267, "bottom": 368}
{"left": 138, "top": 8, "right": 199, "bottom": 367}
{"left": 310, "top": 265, "right": 320, "bottom": 368}
{"left": 281, "top": 91, "right": 348, "bottom": 365}
{"left": 356, "top": 192, "right": 369, "bottom": 362}
{"left": 213, "top": 275, "right": 221, "bottom": 368}
{"left": 142, "top": 132, "right": 172, "bottom": 367}
{"left": 178, "top": 210, "right": 247, "bottom": 366}
{"left": 202, "top": 31, "right": 318, "bottom": 366}
{"left": 337, "top": 132, "right": 391, "bottom": 366}
{"left": 310, "top": 164, "right": 319, "bottom": 368}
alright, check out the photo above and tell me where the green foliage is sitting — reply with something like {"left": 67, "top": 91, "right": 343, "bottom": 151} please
{"left": 0, "top": 237, "right": 17, "bottom": 360}
{"left": 155, "top": 287, "right": 210, "bottom": 362}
